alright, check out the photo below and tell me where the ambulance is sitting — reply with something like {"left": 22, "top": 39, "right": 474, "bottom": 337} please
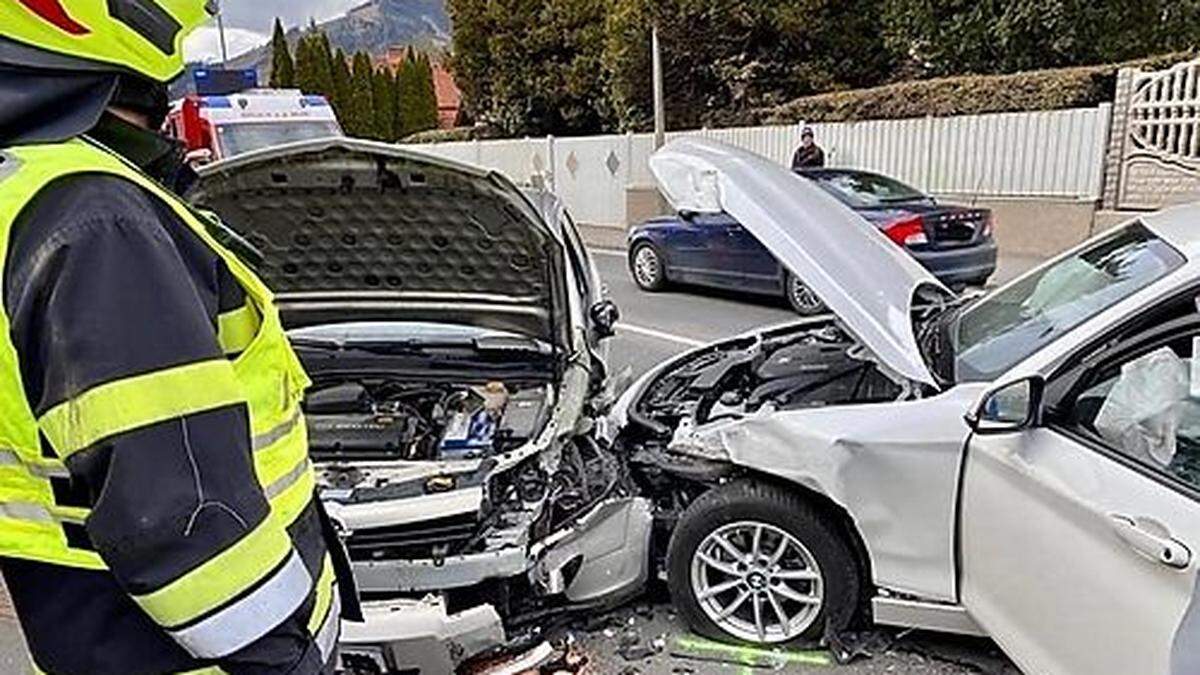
{"left": 166, "top": 68, "right": 344, "bottom": 165}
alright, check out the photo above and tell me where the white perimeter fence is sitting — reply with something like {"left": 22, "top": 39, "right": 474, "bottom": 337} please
{"left": 400, "top": 104, "right": 1113, "bottom": 227}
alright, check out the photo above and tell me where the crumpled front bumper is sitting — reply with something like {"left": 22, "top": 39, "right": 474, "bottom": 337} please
{"left": 337, "top": 496, "right": 654, "bottom": 672}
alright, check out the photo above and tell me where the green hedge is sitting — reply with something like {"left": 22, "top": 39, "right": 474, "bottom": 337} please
{"left": 718, "top": 52, "right": 1195, "bottom": 127}
{"left": 401, "top": 125, "right": 505, "bottom": 144}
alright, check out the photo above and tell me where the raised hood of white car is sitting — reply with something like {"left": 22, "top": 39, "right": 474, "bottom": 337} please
{"left": 649, "top": 138, "right": 946, "bottom": 385}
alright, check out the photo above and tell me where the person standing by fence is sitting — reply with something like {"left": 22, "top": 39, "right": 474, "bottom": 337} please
{"left": 792, "top": 127, "right": 826, "bottom": 169}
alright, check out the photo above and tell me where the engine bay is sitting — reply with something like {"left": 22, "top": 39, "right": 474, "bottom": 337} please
{"left": 301, "top": 371, "right": 636, "bottom": 600}
{"left": 305, "top": 378, "right": 552, "bottom": 463}
{"left": 629, "top": 321, "right": 904, "bottom": 436}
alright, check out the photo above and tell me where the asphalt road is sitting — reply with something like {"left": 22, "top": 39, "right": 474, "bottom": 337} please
{"left": 595, "top": 248, "right": 799, "bottom": 383}
{"left": 0, "top": 249, "right": 1037, "bottom": 674}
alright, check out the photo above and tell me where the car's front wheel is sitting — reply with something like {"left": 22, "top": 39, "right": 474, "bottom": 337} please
{"left": 667, "top": 481, "right": 860, "bottom": 646}
{"left": 785, "top": 272, "right": 827, "bottom": 316}
{"left": 630, "top": 242, "right": 667, "bottom": 291}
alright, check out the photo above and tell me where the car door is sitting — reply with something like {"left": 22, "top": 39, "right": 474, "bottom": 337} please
{"left": 960, "top": 316, "right": 1200, "bottom": 675}
{"left": 723, "top": 219, "right": 784, "bottom": 293}
{"left": 667, "top": 212, "right": 739, "bottom": 287}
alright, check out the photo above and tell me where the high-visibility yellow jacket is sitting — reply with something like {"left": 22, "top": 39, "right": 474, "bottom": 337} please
{"left": 0, "top": 137, "right": 341, "bottom": 674}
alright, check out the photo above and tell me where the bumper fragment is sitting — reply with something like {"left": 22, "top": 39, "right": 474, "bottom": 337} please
{"left": 340, "top": 596, "right": 506, "bottom": 673}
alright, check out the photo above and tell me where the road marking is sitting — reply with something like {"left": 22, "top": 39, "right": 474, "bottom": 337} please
{"left": 618, "top": 322, "right": 706, "bottom": 347}
{"left": 590, "top": 248, "right": 628, "bottom": 258}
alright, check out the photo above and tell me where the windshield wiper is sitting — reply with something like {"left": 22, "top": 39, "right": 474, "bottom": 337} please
{"left": 473, "top": 335, "right": 547, "bottom": 353}
{"left": 288, "top": 337, "right": 459, "bottom": 354}
{"left": 291, "top": 334, "right": 547, "bottom": 357}
{"left": 288, "top": 336, "right": 345, "bottom": 351}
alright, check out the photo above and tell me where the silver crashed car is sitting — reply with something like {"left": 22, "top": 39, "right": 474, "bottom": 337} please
{"left": 605, "top": 139, "right": 1200, "bottom": 675}
{"left": 191, "top": 138, "right": 643, "bottom": 673}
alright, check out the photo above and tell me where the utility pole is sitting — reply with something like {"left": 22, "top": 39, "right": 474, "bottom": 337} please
{"left": 215, "top": 3, "right": 229, "bottom": 66}
{"left": 652, "top": 26, "right": 665, "bottom": 149}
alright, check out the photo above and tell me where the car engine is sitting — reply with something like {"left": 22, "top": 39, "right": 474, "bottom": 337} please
{"left": 630, "top": 322, "right": 903, "bottom": 435}
{"left": 305, "top": 378, "right": 551, "bottom": 463}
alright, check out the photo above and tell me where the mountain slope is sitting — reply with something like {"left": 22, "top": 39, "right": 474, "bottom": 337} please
{"left": 221, "top": 0, "right": 450, "bottom": 80}
{"left": 319, "top": 0, "right": 450, "bottom": 54}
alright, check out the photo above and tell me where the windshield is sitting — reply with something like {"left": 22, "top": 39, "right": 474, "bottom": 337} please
{"left": 804, "top": 171, "right": 928, "bottom": 208}
{"left": 951, "top": 223, "right": 1184, "bottom": 382}
{"left": 215, "top": 121, "right": 342, "bottom": 158}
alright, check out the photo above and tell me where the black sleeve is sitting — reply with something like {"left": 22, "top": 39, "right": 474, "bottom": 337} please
{"left": 5, "top": 176, "right": 320, "bottom": 672}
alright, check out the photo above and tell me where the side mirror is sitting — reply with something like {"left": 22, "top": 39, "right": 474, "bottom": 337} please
{"left": 966, "top": 376, "right": 1045, "bottom": 434}
{"left": 589, "top": 299, "right": 621, "bottom": 340}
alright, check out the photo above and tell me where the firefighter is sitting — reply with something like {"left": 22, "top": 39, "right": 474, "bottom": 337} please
{"left": 0, "top": 2, "right": 355, "bottom": 673}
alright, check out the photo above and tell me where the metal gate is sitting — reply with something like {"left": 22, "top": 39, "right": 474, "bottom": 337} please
{"left": 1107, "top": 58, "right": 1200, "bottom": 210}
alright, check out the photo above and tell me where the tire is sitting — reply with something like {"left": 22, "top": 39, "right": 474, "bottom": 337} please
{"left": 629, "top": 242, "right": 667, "bottom": 291}
{"left": 784, "top": 272, "right": 827, "bottom": 316}
{"left": 667, "top": 480, "right": 860, "bottom": 646}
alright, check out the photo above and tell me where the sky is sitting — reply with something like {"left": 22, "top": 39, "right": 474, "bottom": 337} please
{"left": 184, "top": 1, "right": 365, "bottom": 63}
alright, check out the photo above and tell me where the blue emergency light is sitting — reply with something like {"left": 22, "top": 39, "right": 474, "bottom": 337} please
{"left": 193, "top": 68, "right": 259, "bottom": 96}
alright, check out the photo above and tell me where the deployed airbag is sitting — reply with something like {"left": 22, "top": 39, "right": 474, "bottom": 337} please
{"left": 1094, "top": 347, "right": 1191, "bottom": 467}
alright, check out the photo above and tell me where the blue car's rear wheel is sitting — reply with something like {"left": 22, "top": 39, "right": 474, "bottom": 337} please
{"left": 785, "top": 272, "right": 826, "bottom": 316}
{"left": 631, "top": 242, "right": 667, "bottom": 291}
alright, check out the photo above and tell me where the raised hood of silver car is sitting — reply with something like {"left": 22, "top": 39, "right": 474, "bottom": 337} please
{"left": 190, "top": 137, "right": 568, "bottom": 348}
{"left": 649, "top": 138, "right": 947, "bottom": 385}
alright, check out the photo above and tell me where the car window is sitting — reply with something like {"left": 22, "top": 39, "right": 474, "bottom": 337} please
{"left": 804, "top": 171, "right": 927, "bottom": 207}
{"left": 215, "top": 121, "right": 342, "bottom": 158}
{"left": 1057, "top": 333, "right": 1200, "bottom": 494}
{"left": 953, "top": 223, "right": 1185, "bottom": 383}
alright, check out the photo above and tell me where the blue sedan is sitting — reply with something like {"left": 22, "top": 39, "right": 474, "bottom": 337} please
{"left": 627, "top": 168, "right": 998, "bottom": 314}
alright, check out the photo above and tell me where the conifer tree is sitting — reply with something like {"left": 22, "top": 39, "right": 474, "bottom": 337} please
{"left": 347, "top": 51, "right": 377, "bottom": 138}
{"left": 268, "top": 18, "right": 294, "bottom": 88}
{"left": 414, "top": 53, "right": 440, "bottom": 132}
{"left": 293, "top": 34, "right": 318, "bottom": 94}
{"left": 395, "top": 48, "right": 421, "bottom": 138}
{"left": 372, "top": 67, "right": 398, "bottom": 141}
{"left": 313, "top": 33, "right": 336, "bottom": 99}
{"left": 329, "top": 48, "right": 352, "bottom": 120}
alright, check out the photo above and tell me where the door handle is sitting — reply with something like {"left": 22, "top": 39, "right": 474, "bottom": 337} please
{"left": 1110, "top": 514, "right": 1192, "bottom": 570}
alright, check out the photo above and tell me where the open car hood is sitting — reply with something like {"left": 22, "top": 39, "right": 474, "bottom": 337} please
{"left": 649, "top": 138, "right": 945, "bottom": 385}
{"left": 190, "top": 137, "right": 569, "bottom": 349}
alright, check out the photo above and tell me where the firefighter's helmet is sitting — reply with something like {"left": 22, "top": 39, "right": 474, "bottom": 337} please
{"left": 0, "top": 0, "right": 216, "bottom": 82}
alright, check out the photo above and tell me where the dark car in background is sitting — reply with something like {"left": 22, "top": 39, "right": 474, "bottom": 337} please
{"left": 628, "top": 168, "right": 997, "bottom": 314}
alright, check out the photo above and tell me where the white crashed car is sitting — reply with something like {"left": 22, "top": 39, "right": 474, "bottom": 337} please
{"left": 192, "top": 138, "right": 644, "bottom": 674}
{"left": 606, "top": 138, "right": 1200, "bottom": 675}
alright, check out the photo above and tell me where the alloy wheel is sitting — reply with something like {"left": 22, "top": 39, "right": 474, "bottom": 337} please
{"left": 689, "top": 521, "right": 824, "bottom": 644}
{"left": 789, "top": 276, "right": 824, "bottom": 314}
{"left": 633, "top": 246, "right": 662, "bottom": 289}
